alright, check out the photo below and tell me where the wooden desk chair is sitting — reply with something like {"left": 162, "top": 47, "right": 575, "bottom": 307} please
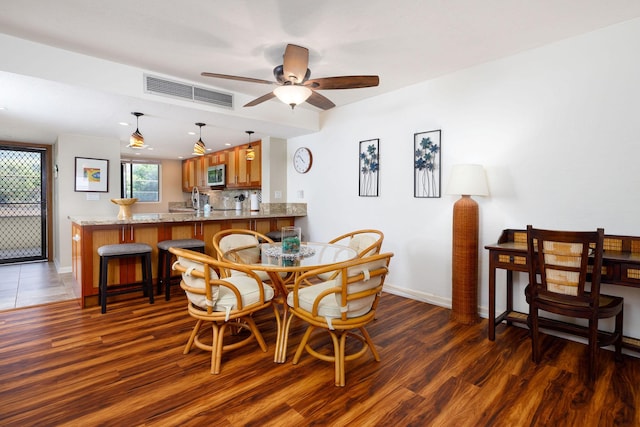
{"left": 317, "top": 229, "right": 384, "bottom": 281}
{"left": 285, "top": 252, "right": 393, "bottom": 386}
{"left": 525, "top": 225, "right": 624, "bottom": 382}
{"left": 169, "top": 247, "right": 276, "bottom": 374}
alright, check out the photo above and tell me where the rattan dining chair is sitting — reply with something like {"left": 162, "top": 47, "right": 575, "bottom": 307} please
{"left": 285, "top": 252, "right": 393, "bottom": 386}
{"left": 316, "top": 229, "right": 384, "bottom": 281}
{"left": 169, "top": 247, "right": 276, "bottom": 374}
{"left": 212, "top": 229, "right": 273, "bottom": 278}
{"left": 525, "top": 225, "right": 624, "bottom": 383}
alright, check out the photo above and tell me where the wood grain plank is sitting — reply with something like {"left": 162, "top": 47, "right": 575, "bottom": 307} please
{"left": 0, "top": 291, "right": 639, "bottom": 426}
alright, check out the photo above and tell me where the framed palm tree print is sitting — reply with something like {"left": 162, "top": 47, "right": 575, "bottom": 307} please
{"left": 414, "top": 130, "right": 441, "bottom": 198}
{"left": 359, "top": 139, "right": 379, "bottom": 197}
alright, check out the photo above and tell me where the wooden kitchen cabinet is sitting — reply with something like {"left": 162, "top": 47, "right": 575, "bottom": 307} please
{"left": 164, "top": 220, "right": 225, "bottom": 256}
{"left": 206, "top": 151, "right": 226, "bottom": 166}
{"left": 182, "top": 142, "right": 260, "bottom": 191}
{"left": 182, "top": 156, "right": 206, "bottom": 191}
{"left": 228, "top": 217, "right": 292, "bottom": 235}
{"left": 226, "top": 140, "right": 261, "bottom": 188}
{"left": 71, "top": 214, "right": 299, "bottom": 308}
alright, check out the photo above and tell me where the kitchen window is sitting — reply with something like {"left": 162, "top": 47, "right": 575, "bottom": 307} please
{"left": 121, "top": 160, "right": 160, "bottom": 202}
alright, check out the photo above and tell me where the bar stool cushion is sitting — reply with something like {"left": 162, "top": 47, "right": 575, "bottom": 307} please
{"left": 158, "top": 239, "right": 204, "bottom": 251}
{"left": 98, "top": 243, "right": 153, "bottom": 314}
{"left": 98, "top": 243, "right": 152, "bottom": 257}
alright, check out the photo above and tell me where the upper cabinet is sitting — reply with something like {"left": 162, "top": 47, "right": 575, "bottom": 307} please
{"left": 226, "top": 140, "right": 261, "bottom": 189}
{"left": 181, "top": 141, "right": 261, "bottom": 192}
{"left": 207, "top": 151, "right": 226, "bottom": 166}
{"left": 182, "top": 156, "right": 205, "bottom": 192}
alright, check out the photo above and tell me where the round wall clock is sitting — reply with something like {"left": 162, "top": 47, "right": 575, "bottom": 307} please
{"left": 293, "top": 147, "right": 313, "bottom": 174}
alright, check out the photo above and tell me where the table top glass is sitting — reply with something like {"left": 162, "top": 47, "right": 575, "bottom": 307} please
{"left": 223, "top": 242, "right": 358, "bottom": 271}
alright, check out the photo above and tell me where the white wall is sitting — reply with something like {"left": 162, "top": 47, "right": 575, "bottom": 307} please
{"left": 55, "top": 138, "right": 185, "bottom": 271}
{"left": 55, "top": 133, "right": 122, "bottom": 272}
{"left": 287, "top": 18, "right": 640, "bottom": 336}
{"left": 260, "top": 137, "right": 288, "bottom": 203}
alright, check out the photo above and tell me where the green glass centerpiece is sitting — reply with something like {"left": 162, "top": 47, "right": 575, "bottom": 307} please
{"left": 281, "top": 226, "right": 301, "bottom": 266}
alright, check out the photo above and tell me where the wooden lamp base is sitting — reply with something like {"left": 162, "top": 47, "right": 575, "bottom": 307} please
{"left": 451, "top": 195, "right": 480, "bottom": 325}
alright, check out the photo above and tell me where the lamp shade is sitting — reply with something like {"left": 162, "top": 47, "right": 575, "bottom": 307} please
{"left": 129, "top": 130, "right": 144, "bottom": 148}
{"left": 127, "top": 112, "right": 145, "bottom": 148}
{"left": 192, "top": 122, "right": 206, "bottom": 156}
{"left": 446, "top": 164, "right": 489, "bottom": 196}
{"left": 274, "top": 85, "right": 312, "bottom": 108}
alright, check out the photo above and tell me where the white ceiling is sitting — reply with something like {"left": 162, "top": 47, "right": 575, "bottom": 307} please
{"left": 1, "top": 0, "right": 640, "bottom": 159}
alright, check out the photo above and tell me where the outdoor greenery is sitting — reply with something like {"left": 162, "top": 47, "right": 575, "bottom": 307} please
{"left": 122, "top": 162, "right": 160, "bottom": 202}
{"left": 0, "top": 149, "right": 43, "bottom": 204}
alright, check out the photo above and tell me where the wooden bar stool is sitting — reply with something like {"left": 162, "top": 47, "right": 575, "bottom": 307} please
{"left": 157, "top": 239, "right": 205, "bottom": 300}
{"left": 98, "top": 243, "right": 154, "bottom": 314}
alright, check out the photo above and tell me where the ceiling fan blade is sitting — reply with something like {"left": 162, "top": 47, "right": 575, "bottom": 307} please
{"left": 201, "top": 72, "right": 275, "bottom": 85}
{"left": 283, "top": 44, "right": 309, "bottom": 84}
{"left": 244, "top": 92, "right": 277, "bottom": 107}
{"left": 305, "top": 91, "right": 336, "bottom": 110}
{"left": 306, "top": 75, "right": 379, "bottom": 90}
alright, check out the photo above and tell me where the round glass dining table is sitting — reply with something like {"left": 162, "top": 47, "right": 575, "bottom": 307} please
{"left": 223, "top": 242, "right": 357, "bottom": 363}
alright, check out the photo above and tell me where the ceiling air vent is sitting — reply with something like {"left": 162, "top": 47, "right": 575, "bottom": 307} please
{"left": 144, "top": 74, "right": 233, "bottom": 109}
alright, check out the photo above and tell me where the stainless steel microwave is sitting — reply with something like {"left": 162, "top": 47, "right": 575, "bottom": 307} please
{"left": 207, "top": 164, "right": 225, "bottom": 187}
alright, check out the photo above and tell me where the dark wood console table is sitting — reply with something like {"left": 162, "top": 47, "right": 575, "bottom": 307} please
{"left": 486, "top": 229, "right": 640, "bottom": 351}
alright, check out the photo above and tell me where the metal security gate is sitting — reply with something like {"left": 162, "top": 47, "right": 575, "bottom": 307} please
{"left": 0, "top": 147, "right": 47, "bottom": 263}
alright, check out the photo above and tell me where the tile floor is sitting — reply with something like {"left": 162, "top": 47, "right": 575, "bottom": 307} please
{"left": 0, "top": 261, "right": 78, "bottom": 311}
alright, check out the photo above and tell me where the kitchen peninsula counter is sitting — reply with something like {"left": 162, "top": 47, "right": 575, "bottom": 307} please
{"left": 70, "top": 205, "right": 305, "bottom": 307}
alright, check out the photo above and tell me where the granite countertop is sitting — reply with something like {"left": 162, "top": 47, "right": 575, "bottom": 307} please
{"left": 69, "top": 203, "right": 306, "bottom": 226}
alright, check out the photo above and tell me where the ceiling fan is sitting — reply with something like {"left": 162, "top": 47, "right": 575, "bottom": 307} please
{"left": 201, "top": 44, "right": 379, "bottom": 110}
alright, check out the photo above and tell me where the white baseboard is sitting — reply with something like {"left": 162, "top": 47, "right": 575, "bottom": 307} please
{"left": 383, "top": 283, "right": 489, "bottom": 319}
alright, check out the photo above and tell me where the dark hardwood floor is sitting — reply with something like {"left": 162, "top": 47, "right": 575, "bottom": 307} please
{"left": 0, "top": 289, "right": 639, "bottom": 426}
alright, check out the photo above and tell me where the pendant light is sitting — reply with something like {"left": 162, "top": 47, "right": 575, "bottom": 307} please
{"left": 192, "top": 123, "right": 206, "bottom": 156}
{"left": 245, "top": 130, "right": 255, "bottom": 161}
{"left": 128, "top": 112, "right": 145, "bottom": 148}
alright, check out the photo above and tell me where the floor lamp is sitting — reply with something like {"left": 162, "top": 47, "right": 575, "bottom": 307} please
{"left": 446, "top": 164, "right": 489, "bottom": 325}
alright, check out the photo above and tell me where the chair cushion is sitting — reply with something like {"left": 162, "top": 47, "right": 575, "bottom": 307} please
{"left": 219, "top": 234, "right": 259, "bottom": 255}
{"left": 177, "top": 256, "right": 219, "bottom": 308}
{"left": 219, "top": 234, "right": 264, "bottom": 278}
{"left": 316, "top": 233, "right": 381, "bottom": 281}
{"left": 98, "top": 243, "right": 152, "bottom": 256}
{"left": 287, "top": 280, "right": 372, "bottom": 319}
{"left": 158, "top": 239, "right": 204, "bottom": 251}
{"left": 213, "top": 276, "right": 274, "bottom": 311}
{"left": 288, "top": 257, "right": 387, "bottom": 319}
{"left": 349, "top": 234, "right": 380, "bottom": 256}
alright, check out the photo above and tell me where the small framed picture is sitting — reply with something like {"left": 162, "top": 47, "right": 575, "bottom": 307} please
{"left": 359, "top": 139, "right": 379, "bottom": 197}
{"left": 74, "top": 157, "right": 109, "bottom": 192}
{"left": 414, "top": 130, "right": 441, "bottom": 198}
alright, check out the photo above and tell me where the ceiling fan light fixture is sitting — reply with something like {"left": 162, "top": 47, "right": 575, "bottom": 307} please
{"left": 192, "top": 122, "right": 206, "bottom": 156}
{"left": 128, "top": 112, "right": 145, "bottom": 148}
{"left": 245, "top": 130, "right": 255, "bottom": 161}
{"left": 274, "top": 85, "right": 312, "bottom": 109}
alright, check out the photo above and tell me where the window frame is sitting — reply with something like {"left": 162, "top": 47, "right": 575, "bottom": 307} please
{"left": 121, "top": 159, "right": 161, "bottom": 203}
